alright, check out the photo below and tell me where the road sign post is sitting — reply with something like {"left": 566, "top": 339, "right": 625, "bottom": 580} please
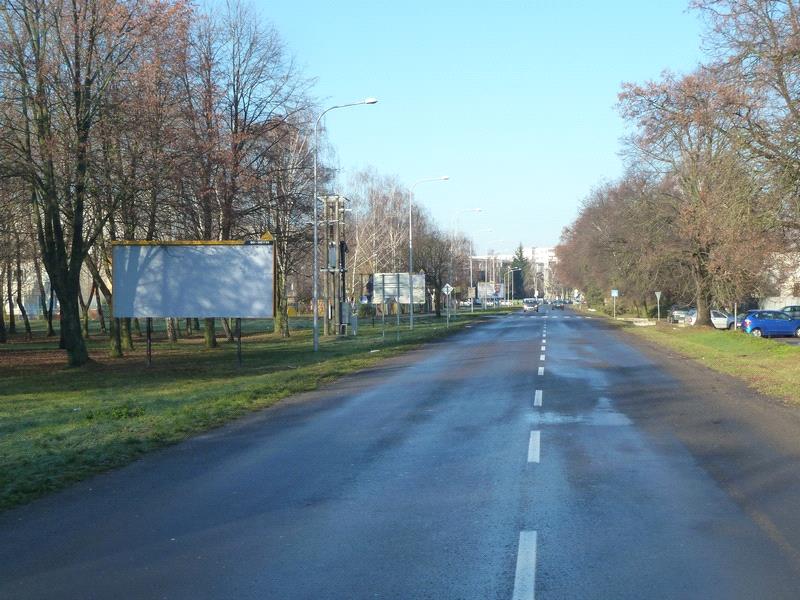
{"left": 443, "top": 283, "right": 453, "bottom": 328}
{"left": 655, "top": 291, "right": 662, "bottom": 322}
{"left": 611, "top": 289, "right": 619, "bottom": 319}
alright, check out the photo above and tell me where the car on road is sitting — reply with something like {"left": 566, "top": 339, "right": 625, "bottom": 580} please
{"left": 782, "top": 305, "right": 800, "bottom": 319}
{"left": 458, "top": 299, "right": 472, "bottom": 308}
{"left": 551, "top": 301, "right": 564, "bottom": 310}
{"left": 741, "top": 310, "right": 800, "bottom": 338}
{"left": 522, "top": 298, "right": 538, "bottom": 312}
{"left": 686, "top": 308, "right": 735, "bottom": 330}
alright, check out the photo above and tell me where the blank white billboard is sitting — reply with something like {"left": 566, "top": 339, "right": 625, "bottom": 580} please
{"left": 372, "top": 273, "right": 426, "bottom": 304}
{"left": 112, "top": 242, "right": 274, "bottom": 318}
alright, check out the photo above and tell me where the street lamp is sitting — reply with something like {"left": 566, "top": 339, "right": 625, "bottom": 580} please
{"left": 312, "top": 97, "right": 377, "bottom": 352}
{"left": 505, "top": 267, "right": 521, "bottom": 303}
{"left": 408, "top": 176, "right": 449, "bottom": 330}
{"left": 450, "top": 208, "right": 481, "bottom": 313}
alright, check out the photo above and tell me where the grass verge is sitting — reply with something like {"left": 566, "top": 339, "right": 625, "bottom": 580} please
{"left": 612, "top": 319, "right": 800, "bottom": 403}
{"left": 0, "top": 311, "right": 506, "bottom": 511}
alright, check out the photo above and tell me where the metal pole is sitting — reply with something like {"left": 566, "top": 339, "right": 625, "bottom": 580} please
{"left": 469, "top": 255, "right": 474, "bottom": 313}
{"left": 312, "top": 114, "right": 321, "bottom": 352}
{"left": 396, "top": 273, "right": 401, "bottom": 341}
{"left": 381, "top": 273, "right": 386, "bottom": 342}
{"left": 146, "top": 317, "right": 152, "bottom": 366}
{"left": 408, "top": 193, "right": 414, "bottom": 331}
{"left": 312, "top": 99, "right": 376, "bottom": 351}
{"left": 236, "top": 318, "right": 242, "bottom": 367}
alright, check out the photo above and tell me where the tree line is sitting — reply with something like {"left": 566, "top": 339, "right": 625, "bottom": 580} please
{"left": 0, "top": 0, "right": 478, "bottom": 364}
{"left": 556, "top": 0, "right": 800, "bottom": 324}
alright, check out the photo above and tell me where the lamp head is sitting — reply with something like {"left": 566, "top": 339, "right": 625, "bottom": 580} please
{"left": 364, "top": 97, "right": 378, "bottom": 105}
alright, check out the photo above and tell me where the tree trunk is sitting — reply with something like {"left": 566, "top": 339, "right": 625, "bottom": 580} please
{"left": 185, "top": 318, "right": 193, "bottom": 337}
{"left": 59, "top": 291, "right": 90, "bottom": 366}
{"left": 0, "top": 277, "right": 6, "bottom": 343}
{"left": 204, "top": 317, "right": 217, "bottom": 348}
{"left": 14, "top": 241, "right": 32, "bottom": 340}
{"left": 96, "top": 293, "right": 107, "bottom": 333}
{"left": 109, "top": 318, "right": 122, "bottom": 358}
{"left": 221, "top": 317, "right": 234, "bottom": 342}
{"left": 46, "top": 286, "right": 56, "bottom": 337}
{"left": 33, "top": 251, "right": 51, "bottom": 334}
{"left": 121, "top": 317, "right": 134, "bottom": 350}
{"left": 275, "top": 241, "right": 290, "bottom": 338}
{"left": 6, "top": 263, "right": 16, "bottom": 334}
{"left": 434, "top": 286, "right": 442, "bottom": 317}
{"left": 166, "top": 318, "right": 177, "bottom": 342}
{"left": 133, "top": 318, "right": 142, "bottom": 338}
{"left": 693, "top": 257, "right": 713, "bottom": 327}
{"left": 78, "top": 287, "right": 90, "bottom": 339}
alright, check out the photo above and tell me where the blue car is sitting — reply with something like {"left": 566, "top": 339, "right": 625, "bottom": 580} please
{"left": 741, "top": 310, "right": 800, "bottom": 338}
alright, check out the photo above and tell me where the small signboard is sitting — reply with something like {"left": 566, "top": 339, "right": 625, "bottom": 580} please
{"left": 611, "top": 289, "right": 619, "bottom": 297}
{"left": 442, "top": 283, "right": 453, "bottom": 296}
{"left": 655, "top": 291, "right": 662, "bottom": 301}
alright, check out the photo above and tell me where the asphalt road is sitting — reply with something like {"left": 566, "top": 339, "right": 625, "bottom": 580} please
{"left": 4, "top": 307, "right": 800, "bottom": 599}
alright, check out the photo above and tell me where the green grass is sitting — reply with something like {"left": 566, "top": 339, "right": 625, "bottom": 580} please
{"left": 0, "top": 310, "right": 510, "bottom": 511}
{"left": 617, "top": 320, "right": 800, "bottom": 403}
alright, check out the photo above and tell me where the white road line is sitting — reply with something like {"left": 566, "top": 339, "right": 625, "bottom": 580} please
{"left": 512, "top": 531, "right": 538, "bottom": 600}
{"left": 539, "top": 354, "right": 545, "bottom": 361}
{"left": 528, "top": 431, "right": 540, "bottom": 463}
{"left": 534, "top": 389, "right": 542, "bottom": 407}
{"left": 538, "top": 366, "right": 544, "bottom": 376}
{"left": 540, "top": 345, "right": 546, "bottom": 351}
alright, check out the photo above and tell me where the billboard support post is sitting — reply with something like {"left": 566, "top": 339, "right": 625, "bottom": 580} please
{"left": 146, "top": 317, "right": 152, "bottom": 366}
{"left": 236, "top": 318, "right": 242, "bottom": 367}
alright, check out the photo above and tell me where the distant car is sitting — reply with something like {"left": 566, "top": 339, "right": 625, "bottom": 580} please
{"left": 522, "top": 298, "right": 538, "bottom": 312}
{"left": 458, "top": 299, "right": 472, "bottom": 308}
{"left": 551, "top": 301, "right": 564, "bottom": 310}
{"left": 686, "top": 308, "right": 735, "bottom": 330}
{"left": 782, "top": 305, "right": 800, "bottom": 319}
{"left": 741, "top": 310, "right": 800, "bottom": 338}
{"left": 668, "top": 305, "right": 693, "bottom": 324}
{"left": 499, "top": 300, "right": 513, "bottom": 307}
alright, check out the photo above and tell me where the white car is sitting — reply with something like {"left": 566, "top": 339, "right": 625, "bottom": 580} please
{"left": 686, "top": 309, "right": 735, "bottom": 330}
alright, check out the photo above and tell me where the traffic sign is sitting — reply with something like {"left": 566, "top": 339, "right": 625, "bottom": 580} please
{"left": 655, "top": 291, "right": 662, "bottom": 301}
{"left": 442, "top": 283, "right": 453, "bottom": 295}
{"left": 611, "top": 289, "right": 619, "bottom": 297}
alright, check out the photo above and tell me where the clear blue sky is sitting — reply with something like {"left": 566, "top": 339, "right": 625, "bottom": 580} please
{"left": 265, "top": 1, "right": 705, "bottom": 253}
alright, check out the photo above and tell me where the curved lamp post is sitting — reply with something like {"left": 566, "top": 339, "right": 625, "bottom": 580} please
{"left": 408, "top": 176, "right": 449, "bottom": 330}
{"left": 312, "top": 97, "right": 377, "bottom": 351}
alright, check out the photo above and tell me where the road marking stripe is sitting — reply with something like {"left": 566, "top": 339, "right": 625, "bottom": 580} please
{"left": 512, "top": 531, "right": 538, "bottom": 600}
{"left": 539, "top": 354, "right": 545, "bottom": 361}
{"left": 528, "top": 431, "right": 540, "bottom": 463}
{"left": 540, "top": 345, "right": 546, "bottom": 351}
{"left": 538, "top": 366, "right": 544, "bottom": 376}
{"left": 534, "top": 389, "right": 542, "bottom": 406}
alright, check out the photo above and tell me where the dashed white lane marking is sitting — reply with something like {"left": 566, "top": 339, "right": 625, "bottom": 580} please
{"left": 538, "top": 366, "right": 544, "bottom": 376}
{"left": 539, "top": 354, "right": 545, "bottom": 361}
{"left": 540, "top": 345, "right": 546, "bottom": 351}
{"left": 512, "top": 531, "right": 538, "bottom": 600}
{"left": 528, "top": 431, "right": 541, "bottom": 463}
{"left": 534, "top": 389, "right": 542, "bottom": 407}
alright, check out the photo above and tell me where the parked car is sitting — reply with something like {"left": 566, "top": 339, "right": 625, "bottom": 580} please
{"left": 741, "top": 310, "right": 800, "bottom": 338}
{"left": 458, "top": 299, "right": 472, "bottom": 308}
{"left": 668, "top": 305, "right": 693, "bottom": 324}
{"left": 685, "top": 308, "right": 735, "bottom": 330}
{"left": 782, "top": 305, "right": 800, "bottom": 319}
